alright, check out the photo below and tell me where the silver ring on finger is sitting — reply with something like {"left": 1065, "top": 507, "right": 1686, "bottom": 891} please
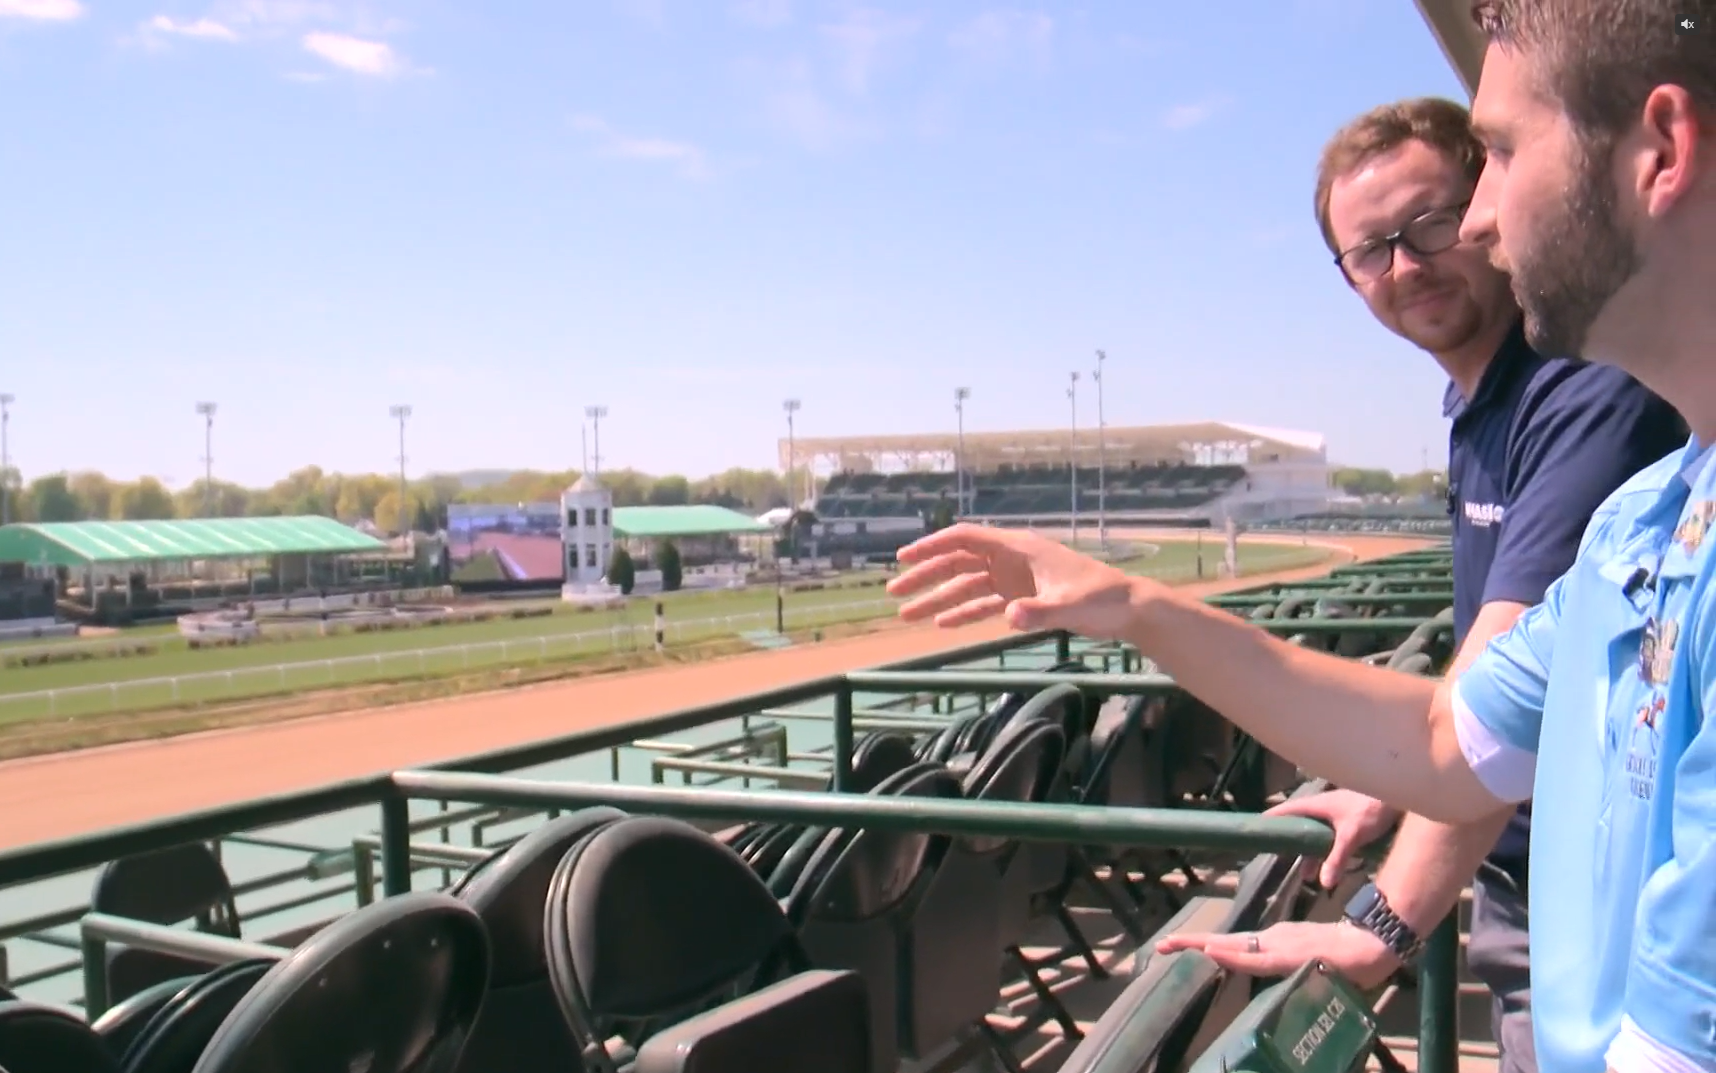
{"left": 1246, "top": 933, "right": 1261, "bottom": 954}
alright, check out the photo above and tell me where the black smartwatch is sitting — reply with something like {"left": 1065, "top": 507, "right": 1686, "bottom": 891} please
{"left": 1343, "top": 881, "right": 1425, "bottom": 962}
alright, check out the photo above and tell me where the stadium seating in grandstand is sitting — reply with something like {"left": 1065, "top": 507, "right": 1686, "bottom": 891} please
{"left": 812, "top": 464, "right": 1248, "bottom": 521}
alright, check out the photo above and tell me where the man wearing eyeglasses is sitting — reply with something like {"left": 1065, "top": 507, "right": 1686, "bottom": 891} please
{"left": 1152, "top": 97, "right": 1685, "bottom": 1073}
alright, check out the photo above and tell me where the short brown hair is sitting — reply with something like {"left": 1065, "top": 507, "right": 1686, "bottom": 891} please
{"left": 1472, "top": 0, "right": 1716, "bottom": 141}
{"left": 1313, "top": 97, "right": 1485, "bottom": 254}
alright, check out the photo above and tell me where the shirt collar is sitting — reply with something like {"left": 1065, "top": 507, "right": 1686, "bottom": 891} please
{"left": 1678, "top": 438, "right": 1715, "bottom": 489}
{"left": 1599, "top": 436, "right": 1709, "bottom": 590}
{"left": 1442, "top": 318, "right": 1533, "bottom": 421}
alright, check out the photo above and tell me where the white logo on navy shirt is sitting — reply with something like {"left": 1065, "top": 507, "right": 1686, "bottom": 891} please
{"left": 1462, "top": 501, "right": 1505, "bottom": 527}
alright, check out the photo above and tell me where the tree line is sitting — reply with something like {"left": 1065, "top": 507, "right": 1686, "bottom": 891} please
{"left": 0, "top": 461, "right": 1444, "bottom": 530}
{"left": 1329, "top": 467, "right": 1447, "bottom": 499}
{"left": 0, "top": 465, "right": 815, "bottom": 532}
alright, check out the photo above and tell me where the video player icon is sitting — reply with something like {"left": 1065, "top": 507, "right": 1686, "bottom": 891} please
{"left": 1677, "top": 14, "right": 1699, "bottom": 33}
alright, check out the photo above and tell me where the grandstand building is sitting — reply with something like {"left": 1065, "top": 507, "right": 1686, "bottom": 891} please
{"left": 786, "top": 421, "right": 1333, "bottom": 532}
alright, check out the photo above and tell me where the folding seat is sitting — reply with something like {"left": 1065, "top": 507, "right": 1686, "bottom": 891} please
{"left": 110, "top": 958, "right": 274, "bottom": 1073}
{"left": 633, "top": 971, "right": 870, "bottom": 1073}
{"left": 0, "top": 1001, "right": 119, "bottom": 1073}
{"left": 540, "top": 816, "right": 834, "bottom": 1073}
{"left": 88, "top": 846, "right": 242, "bottom": 1004}
{"left": 187, "top": 892, "right": 490, "bottom": 1073}
{"left": 449, "top": 807, "right": 627, "bottom": 1073}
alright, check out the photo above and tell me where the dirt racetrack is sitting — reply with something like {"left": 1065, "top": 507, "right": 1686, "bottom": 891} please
{"left": 0, "top": 532, "right": 1432, "bottom": 847}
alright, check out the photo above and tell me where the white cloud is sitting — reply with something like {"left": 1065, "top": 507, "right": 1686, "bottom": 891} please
{"left": 145, "top": 14, "right": 239, "bottom": 40}
{"left": 820, "top": 7, "right": 919, "bottom": 94}
{"left": 1161, "top": 96, "right": 1230, "bottom": 130}
{"left": 731, "top": 0, "right": 788, "bottom": 27}
{"left": 302, "top": 30, "right": 403, "bottom": 76}
{"left": 948, "top": 9, "right": 1053, "bottom": 68}
{"left": 0, "top": 0, "right": 83, "bottom": 20}
{"left": 210, "top": 0, "right": 403, "bottom": 39}
{"left": 571, "top": 113, "right": 710, "bottom": 180}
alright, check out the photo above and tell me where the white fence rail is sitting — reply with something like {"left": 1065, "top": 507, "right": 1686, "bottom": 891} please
{"left": 0, "top": 598, "right": 894, "bottom": 722}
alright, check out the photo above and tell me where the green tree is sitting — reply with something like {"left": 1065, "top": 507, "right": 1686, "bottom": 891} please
{"left": 1395, "top": 469, "right": 1447, "bottom": 499}
{"left": 373, "top": 491, "right": 421, "bottom": 534}
{"left": 111, "top": 477, "right": 177, "bottom": 520}
{"left": 656, "top": 540, "right": 683, "bottom": 592}
{"left": 1330, "top": 467, "right": 1397, "bottom": 497}
{"left": 607, "top": 546, "right": 637, "bottom": 595}
{"left": 413, "top": 498, "right": 441, "bottom": 533}
{"left": 0, "top": 465, "right": 24, "bottom": 522}
{"left": 647, "top": 474, "right": 691, "bottom": 506}
{"left": 67, "top": 471, "right": 115, "bottom": 520}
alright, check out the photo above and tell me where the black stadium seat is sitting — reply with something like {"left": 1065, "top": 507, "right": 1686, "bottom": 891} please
{"left": 188, "top": 893, "right": 489, "bottom": 1073}
{"left": 0, "top": 1001, "right": 118, "bottom": 1073}
{"left": 634, "top": 970, "right": 871, "bottom": 1073}
{"left": 89, "top": 846, "right": 241, "bottom": 1005}
{"left": 113, "top": 958, "right": 273, "bottom": 1073}
{"left": 542, "top": 816, "right": 833, "bottom": 1073}
{"left": 450, "top": 807, "right": 627, "bottom": 1073}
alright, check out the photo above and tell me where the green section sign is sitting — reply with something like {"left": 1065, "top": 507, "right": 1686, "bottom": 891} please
{"left": 1190, "top": 961, "right": 1377, "bottom": 1073}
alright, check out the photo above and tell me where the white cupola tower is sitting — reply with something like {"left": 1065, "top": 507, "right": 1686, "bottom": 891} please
{"left": 560, "top": 474, "right": 615, "bottom": 599}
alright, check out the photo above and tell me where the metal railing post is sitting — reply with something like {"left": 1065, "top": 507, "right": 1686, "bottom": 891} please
{"left": 831, "top": 681, "right": 854, "bottom": 791}
{"left": 80, "top": 932, "right": 109, "bottom": 1017}
{"left": 379, "top": 794, "right": 413, "bottom": 898}
{"left": 1417, "top": 914, "right": 1460, "bottom": 1073}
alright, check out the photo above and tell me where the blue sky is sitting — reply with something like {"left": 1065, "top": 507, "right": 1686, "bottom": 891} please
{"left": 0, "top": 0, "right": 1468, "bottom": 488}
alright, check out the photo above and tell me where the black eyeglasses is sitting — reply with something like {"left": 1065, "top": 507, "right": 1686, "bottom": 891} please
{"left": 1334, "top": 200, "right": 1472, "bottom": 283}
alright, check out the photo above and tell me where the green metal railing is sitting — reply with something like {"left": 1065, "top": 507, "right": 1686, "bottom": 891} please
{"left": 0, "top": 546, "right": 1465, "bottom": 1073}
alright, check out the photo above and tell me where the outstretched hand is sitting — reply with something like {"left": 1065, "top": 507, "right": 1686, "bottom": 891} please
{"left": 886, "top": 524, "right": 1149, "bottom": 640}
{"left": 1155, "top": 920, "right": 1399, "bottom": 990}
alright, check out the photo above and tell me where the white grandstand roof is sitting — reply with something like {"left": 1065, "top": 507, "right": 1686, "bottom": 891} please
{"left": 1221, "top": 423, "right": 1327, "bottom": 454}
{"left": 782, "top": 420, "right": 1327, "bottom": 471}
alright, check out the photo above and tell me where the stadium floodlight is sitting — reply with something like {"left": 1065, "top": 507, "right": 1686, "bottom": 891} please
{"left": 390, "top": 404, "right": 412, "bottom": 534}
{"left": 1068, "top": 372, "right": 1080, "bottom": 543}
{"left": 782, "top": 399, "right": 802, "bottom": 509}
{"left": 195, "top": 401, "right": 217, "bottom": 516}
{"left": 0, "top": 393, "right": 13, "bottom": 527}
{"left": 953, "top": 388, "right": 970, "bottom": 516}
{"left": 1094, "top": 350, "right": 1107, "bottom": 547}
{"left": 585, "top": 406, "right": 608, "bottom": 476}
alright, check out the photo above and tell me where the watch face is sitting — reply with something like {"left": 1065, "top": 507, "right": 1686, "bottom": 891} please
{"left": 1344, "top": 883, "right": 1382, "bottom": 920}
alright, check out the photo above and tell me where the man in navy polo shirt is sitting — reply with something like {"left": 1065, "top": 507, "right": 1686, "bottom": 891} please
{"left": 1152, "top": 97, "right": 1685, "bottom": 1073}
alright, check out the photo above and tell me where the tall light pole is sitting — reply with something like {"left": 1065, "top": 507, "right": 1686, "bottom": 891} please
{"left": 389, "top": 404, "right": 412, "bottom": 534}
{"left": 0, "top": 393, "right": 13, "bottom": 527}
{"left": 953, "top": 387, "right": 970, "bottom": 517}
{"left": 782, "top": 399, "right": 802, "bottom": 508}
{"left": 195, "top": 401, "right": 217, "bottom": 516}
{"left": 585, "top": 406, "right": 608, "bottom": 476}
{"left": 1094, "top": 350, "right": 1108, "bottom": 548}
{"left": 1068, "top": 371, "right": 1080, "bottom": 545}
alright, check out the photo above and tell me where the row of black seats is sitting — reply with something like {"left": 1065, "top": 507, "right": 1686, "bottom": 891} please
{"left": 0, "top": 811, "right": 878, "bottom": 1073}
{"left": 66, "top": 668, "right": 1317, "bottom": 1073}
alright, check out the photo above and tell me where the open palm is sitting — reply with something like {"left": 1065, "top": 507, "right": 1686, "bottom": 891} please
{"left": 886, "top": 524, "right": 1145, "bottom": 640}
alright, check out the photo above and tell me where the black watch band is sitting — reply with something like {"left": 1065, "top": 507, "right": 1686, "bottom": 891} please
{"left": 1343, "top": 881, "right": 1425, "bottom": 962}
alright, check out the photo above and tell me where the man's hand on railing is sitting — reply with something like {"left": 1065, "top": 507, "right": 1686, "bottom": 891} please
{"left": 1263, "top": 789, "right": 1401, "bottom": 889}
{"left": 1155, "top": 919, "right": 1400, "bottom": 990}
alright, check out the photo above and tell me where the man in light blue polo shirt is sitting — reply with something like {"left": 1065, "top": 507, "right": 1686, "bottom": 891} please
{"left": 1449, "top": 439, "right": 1715, "bottom": 1073}
{"left": 883, "top": 2, "right": 1716, "bottom": 1067}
